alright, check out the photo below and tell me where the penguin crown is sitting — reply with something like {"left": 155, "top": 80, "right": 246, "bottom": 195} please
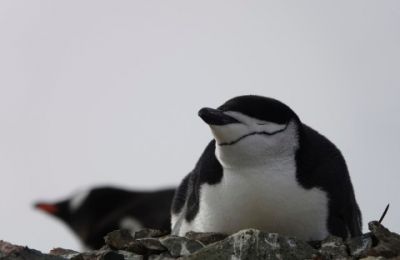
{"left": 218, "top": 95, "right": 298, "bottom": 124}
{"left": 198, "top": 95, "right": 299, "bottom": 127}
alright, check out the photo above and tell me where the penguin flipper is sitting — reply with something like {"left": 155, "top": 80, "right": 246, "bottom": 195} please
{"left": 171, "top": 173, "right": 191, "bottom": 234}
{"left": 347, "top": 200, "right": 363, "bottom": 237}
{"left": 329, "top": 198, "right": 362, "bottom": 239}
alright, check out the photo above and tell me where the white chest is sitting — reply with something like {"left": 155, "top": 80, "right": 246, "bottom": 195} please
{"left": 182, "top": 160, "right": 330, "bottom": 241}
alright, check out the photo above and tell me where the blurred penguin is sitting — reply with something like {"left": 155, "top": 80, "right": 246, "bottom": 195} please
{"left": 35, "top": 186, "right": 175, "bottom": 249}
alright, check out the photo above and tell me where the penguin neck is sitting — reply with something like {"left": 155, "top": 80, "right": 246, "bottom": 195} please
{"left": 217, "top": 152, "right": 296, "bottom": 174}
{"left": 215, "top": 143, "right": 297, "bottom": 170}
{"left": 215, "top": 146, "right": 298, "bottom": 185}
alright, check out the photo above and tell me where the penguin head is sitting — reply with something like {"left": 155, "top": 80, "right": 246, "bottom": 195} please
{"left": 198, "top": 95, "right": 301, "bottom": 167}
{"left": 34, "top": 187, "right": 138, "bottom": 249}
{"left": 35, "top": 189, "right": 93, "bottom": 221}
{"left": 34, "top": 189, "right": 91, "bottom": 235}
{"left": 35, "top": 200, "right": 72, "bottom": 222}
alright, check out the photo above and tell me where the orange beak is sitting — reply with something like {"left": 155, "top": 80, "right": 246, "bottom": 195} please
{"left": 35, "top": 203, "right": 59, "bottom": 214}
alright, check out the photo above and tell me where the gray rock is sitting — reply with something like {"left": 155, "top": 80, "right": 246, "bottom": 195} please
{"left": 135, "top": 238, "right": 166, "bottom": 253}
{"left": 71, "top": 248, "right": 126, "bottom": 260}
{"left": 319, "top": 236, "right": 349, "bottom": 259}
{"left": 187, "top": 229, "right": 317, "bottom": 260}
{"left": 4, "top": 223, "right": 400, "bottom": 259}
{"left": 160, "top": 236, "right": 204, "bottom": 257}
{"left": 359, "top": 257, "right": 388, "bottom": 260}
{"left": 307, "top": 240, "right": 321, "bottom": 250}
{"left": 348, "top": 234, "right": 373, "bottom": 258}
{"left": 0, "top": 240, "right": 63, "bottom": 260}
{"left": 367, "top": 221, "right": 400, "bottom": 258}
{"left": 99, "top": 251, "right": 127, "bottom": 260}
{"left": 104, "top": 230, "right": 168, "bottom": 255}
{"left": 279, "top": 236, "right": 320, "bottom": 259}
{"left": 104, "top": 229, "right": 148, "bottom": 255}
{"left": 49, "top": 248, "right": 80, "bottom": 259}
{"left": 185, "top": 231, "right": 228, "bottom": 245}
{"left": 104, "top": 229, "right": 136, "bottom": 250}
{"left": 132, "top": 229, "right": 169, "bottom": 239}
{"left": 116, "top": 250, "right": 144, "bottom": 260}
{"left": 148, "top": 252, "right": 176, "bottom": 260}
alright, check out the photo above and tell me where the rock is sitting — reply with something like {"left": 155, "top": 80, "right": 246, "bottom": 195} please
{"left": 71, "top": 249, "right": 125, "bottom": 260}
{"left": 278, "top": 236, "right": 320, "bottom": 259}
{"left": 3, "top": 221, "right": 400, "bottom": 259}
{"left": 160, "top": 236, "right": 204, "bottom": 257}
{"left": 132, "top": 229, "right": 169, "bottom": 239}
{"left": 0, "top": 240, "right": 63, "bottom": 260}
{"left": 188, "top": 229, "right": 317, "bottom": 260}
{"left": 104, "top": 230, "right": 167, "bottom": 255}
{"left": 319, "top": 236, "right": 349, "bottom": 259}
{"left": 360, "top": 257, "right": 388, "bottom": 260}
{"left": 124, "top": 240, "right": 149, "bottom": 255}
{"left": 185, "top": 231, "right": 228, "bottom": 245}
{"left": 101, "top": 230, "right": 148, "bottom": 255}
{"left": 307, "top": 240, "right": 322, "bottom": 250}
{"left": 348, "top": 233, "right": 373, "bottom": 258}
{"left": 104, "top": 230, "right": 136, "bottom": 250}
{"left": 49, "top": 248, "right": 80, "bottom": 259}
{"left": 367, "top": 221, "right": 400, "bottom": 258}
{"left": 116, "top": 250, "right": 144, "bottom": 260}
{"left": 99, "top": 251, "right": 125, "bottom": 260}
{"left": 148, "top": 252, "right": 176, "bottom": 260}
{"left": 135, "top": 238, "right": 166, "bottom": 253}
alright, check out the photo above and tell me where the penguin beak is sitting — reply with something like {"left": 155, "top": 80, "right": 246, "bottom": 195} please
{"left": 198, "top": 107, "right": 240, "bottom": 125}
{"left": 34, "top": 202, "right": 59, "bottom": 215}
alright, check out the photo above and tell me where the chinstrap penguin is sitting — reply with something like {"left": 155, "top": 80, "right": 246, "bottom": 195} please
{"left": 35, "top": 186, "right": 175, "bottom": 249}
{"left": 171, "top": 95, "right": 362, "bottom": 241}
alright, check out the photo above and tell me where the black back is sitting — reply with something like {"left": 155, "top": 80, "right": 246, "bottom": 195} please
{"left": 295, "top": 125, "right": 362, "bottom": 237}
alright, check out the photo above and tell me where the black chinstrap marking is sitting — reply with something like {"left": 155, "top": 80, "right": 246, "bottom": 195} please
{"left": 218, "top": 125, "right": 288, "bottom": 146}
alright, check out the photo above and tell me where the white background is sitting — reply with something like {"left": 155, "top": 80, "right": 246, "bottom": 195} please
{"left": 0, "top": 1, "right": 399, "bottom": 252}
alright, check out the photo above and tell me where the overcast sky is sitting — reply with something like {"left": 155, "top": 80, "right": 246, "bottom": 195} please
{"left": 0, "top": 1, "right": 399, "bottom": 252}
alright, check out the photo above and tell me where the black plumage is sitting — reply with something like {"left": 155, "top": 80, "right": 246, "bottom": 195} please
{"left": 35, "top": 186, "right": 175, "bottom": 249}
